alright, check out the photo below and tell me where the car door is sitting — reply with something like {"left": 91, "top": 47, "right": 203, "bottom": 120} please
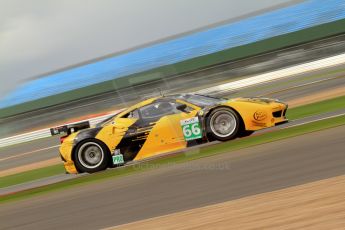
{"left": 95, "top": 109, "right": 141, "bottom": 161}
{"left": 134, "top": 100, "right": 199, "bottom": 160}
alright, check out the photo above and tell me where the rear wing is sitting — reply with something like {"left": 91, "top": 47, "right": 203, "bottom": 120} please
{"left": 50, "top": 121, "right": 90, "bottom": 136}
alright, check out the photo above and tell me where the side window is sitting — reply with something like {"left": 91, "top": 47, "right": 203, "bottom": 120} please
{"left": 122, "top": 109, "right": 140, "bottom": 119}
{"left": 140, "top": 102, "right": 176, "bottom": 120}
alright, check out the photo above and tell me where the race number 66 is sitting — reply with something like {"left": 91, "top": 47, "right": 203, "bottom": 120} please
{"left": 180, "top": 117, "right": 202, "bottom": 141}
{"left": 183, "top": 123, "right": 201, "bottom": 137}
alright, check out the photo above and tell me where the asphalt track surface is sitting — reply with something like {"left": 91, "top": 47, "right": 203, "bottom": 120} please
{"left": 1, "top": 66, "right": 345, "bottom": 172}
{"left": 1, "top": 37, "right": 345, "bottom": 229}
{"left": 1, "top": 124, "right": 344, "bottom": 229}
{"left": 1, "top": 108, "right": 345, "bottom": 197}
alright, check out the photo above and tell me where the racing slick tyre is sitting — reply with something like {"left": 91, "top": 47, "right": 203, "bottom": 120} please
{"left": 74, "top": 139, "right": 111, "bottom": 173}
{"left": 207, "top": 108, "right": 240, "bottom": 141}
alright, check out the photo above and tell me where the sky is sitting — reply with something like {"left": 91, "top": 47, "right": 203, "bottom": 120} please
{"left": 0, "top": 0, "right": 293, "bottom": 99}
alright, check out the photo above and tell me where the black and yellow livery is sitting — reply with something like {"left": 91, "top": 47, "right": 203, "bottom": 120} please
{"left": 54, "top": 94, "right": 288, "bottom": 174}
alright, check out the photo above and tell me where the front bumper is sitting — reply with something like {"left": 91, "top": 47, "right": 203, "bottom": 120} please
{"left": 275, "top": 120, "right": 289, "bottom": 126}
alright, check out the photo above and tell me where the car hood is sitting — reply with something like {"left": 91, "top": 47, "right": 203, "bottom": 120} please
{"left": 230, "top": 97, "right": 283, "bottom": 104}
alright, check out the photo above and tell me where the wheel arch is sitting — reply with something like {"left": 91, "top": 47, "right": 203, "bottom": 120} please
{"left": 204, "top": 105, "right": 246, "bottom": 132}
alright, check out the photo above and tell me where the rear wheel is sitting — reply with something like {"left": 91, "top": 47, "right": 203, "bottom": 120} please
{"left": 74, "top": 140, "right": 110, "bottom": 173}
{"left": 207, "top": 108, "right": 240, "bottom": 141}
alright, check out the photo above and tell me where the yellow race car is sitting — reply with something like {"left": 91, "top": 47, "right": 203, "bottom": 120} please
{"left": 52, "top": 94, "right": 288, "bottom": 174}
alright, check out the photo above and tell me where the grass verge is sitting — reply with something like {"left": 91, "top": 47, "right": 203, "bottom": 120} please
{"left": 287, "top": 95, "right": 345, "bottom": 120}
{"left": 1, "top": 114, "right": 345, "bottom": 204}
{"left": 1, "top": 94, "right": 345, "bottom": 190}
{"left": 0, "top": 165, "right": 65, "bottom": 188}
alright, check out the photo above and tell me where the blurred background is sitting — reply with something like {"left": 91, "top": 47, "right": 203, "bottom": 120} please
{"left": 1, "top": 1, "right": 345, "bottom": 229}
{"left": 1, "top": 0, "right": 345, "bottom": 138}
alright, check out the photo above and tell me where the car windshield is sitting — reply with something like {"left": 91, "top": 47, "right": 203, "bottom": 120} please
{"left": 172, "top": 94, "right": 225, "bottom": 107}
{"left": 96, "top": 114, "right": 116, "bottom": 127}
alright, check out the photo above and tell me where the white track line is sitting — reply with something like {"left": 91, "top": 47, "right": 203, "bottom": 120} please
{"left": 284, "top": 112, "right": 345, "bottom": 129}
{"left": 0, "top": 112, "right": 118, "bottom": 148}
{"left": 0, "top": 145, "right": 60, "bottom": 162}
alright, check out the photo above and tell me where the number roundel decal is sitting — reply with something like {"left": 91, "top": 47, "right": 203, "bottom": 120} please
{"left": 180, "top": 117, "right": 202, "bottom": 141}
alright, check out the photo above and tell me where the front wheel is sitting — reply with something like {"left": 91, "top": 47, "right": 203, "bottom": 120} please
{"left": 207, "top": 108, "right": 240, "bottom": 141}
{"left": 74, "top": 140, "right": 110, "bottom": 173}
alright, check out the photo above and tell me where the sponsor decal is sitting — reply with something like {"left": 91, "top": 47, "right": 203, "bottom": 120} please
{"left": 112, "top": 149, "right": 124, "bottom": 165}
{"left": 253, "top": 110, "right": 267, "bottom": 121}
{"left": 252, "top": 121, "right": 267, "bottom": 127}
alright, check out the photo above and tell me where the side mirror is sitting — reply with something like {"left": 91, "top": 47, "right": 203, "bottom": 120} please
{"left": 176, "top": 104, "right": 187, "bottom": 112}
